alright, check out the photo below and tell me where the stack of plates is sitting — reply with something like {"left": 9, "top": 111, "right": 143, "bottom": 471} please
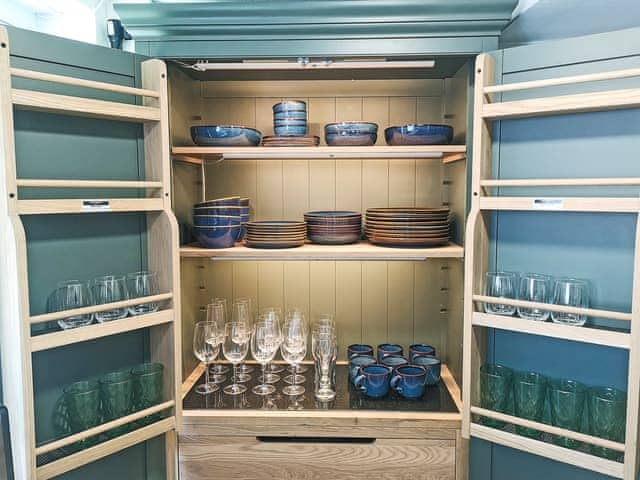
{"left": 262, "top": 135, "right": 320, "bottom": 147}
{"left": 245, "top": 221, "right": 306, "bottom": 249}
{"left": 304, "top": 211, "right": 362, "bottom": 245}
{"left": 365, "top": 208, "right": 451, "bottom": 247}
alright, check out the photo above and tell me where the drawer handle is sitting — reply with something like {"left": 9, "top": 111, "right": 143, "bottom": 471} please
{"left": 256, "top": 436, "right": 376, "bottom": 444}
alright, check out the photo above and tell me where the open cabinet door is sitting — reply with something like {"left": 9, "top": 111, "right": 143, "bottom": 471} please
{"left": 463, "top": 27, "right": 640, "bottom": 480}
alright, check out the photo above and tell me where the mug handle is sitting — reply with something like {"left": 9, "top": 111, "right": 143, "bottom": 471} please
{"left": 354, "top": 374, "right": 367, "bottom": 393}
{"left": 390, "top": 374, "right": 401, "bottom": 392}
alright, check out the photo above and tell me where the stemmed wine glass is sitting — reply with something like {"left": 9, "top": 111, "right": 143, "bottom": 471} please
{"left": 209, "top": 298, "right": 230, "bottom": 376}
{"left": 261, "top": 307, "right": 285, "bottom": 377}
{"left": 281, "top": 317, "right": 308, "bottom": 396}
{"left": 285, "top": 308, "right": 308, "bottom": 375}
{"left": 232, "top": 298, "right": 254, "bottom": 380}
{"left": 251, "top": 320, "right": 280, "bottom": 395}
{"left": 206, "top": 302, "right": 227, "bottom": 384}
{"left": 193, "top": 321, "right": 223, "bottom": 395}
{"left": 222, "top": 321, "right": 251, "bottom": 395}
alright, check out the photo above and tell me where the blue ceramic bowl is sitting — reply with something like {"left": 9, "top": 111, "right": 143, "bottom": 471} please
{"left": 275, "top": 125, "right": 308, "bottom": 136}
{"left": 391, "top": 365, "right": 428, "bottom": 399}
{"left": 325, "top": 122, "right": 378, "bottom": 146}
{"left": 193, "top": 206, "right": 245, "bottom": 216}
{"left": 409, "top": 344, "right": 437, "bottom": 362}
{"left": 385, "top": 124, "right": 453, "bottom": 146}
{"left": 274, "top": 119, "right": 307, "bottom": 126}
{"left": 194, "top": 196, "right": 240, "bottom": 208}
{"left": 193, "top": 215, "right": 241, "bottom": 227}
{"left": 274, "top": 111, "right": 307, "bottom": 121}
{"left": 191, "top": 125, "right": 262, "bottom": 147}
{"left": 411, "top": 355, "right": 442, "bottom": 386}
{"left": 193, "top": 225, "right": 241, "bottom": 249}
{"left": 273, "top": 100, "right": 307, "bottom": 113}
{"left": 349, "top": 355, "right": 377, "bottom": 384}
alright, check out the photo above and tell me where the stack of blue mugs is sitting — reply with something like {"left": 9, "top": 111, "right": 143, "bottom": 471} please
{"left": 273, "top": 100, "right": 307, "bottom": 136}
{"left": 348, "top": 343, "right": 442, "bottom": 400}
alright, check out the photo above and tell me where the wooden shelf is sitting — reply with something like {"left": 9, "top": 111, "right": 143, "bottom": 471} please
{"left": 478, "top": 196, "right": 640, "bottom": 213}
{"left": 470, "top": 423, "right": 624, "bottom": 479}
{"left": 30, "top": 309, "right": 174, "bottom": 352}
{"left": 16, "top": 179, "right": 163, "bottom": 189}
{"left": 171, "top": 145, "right": 466, "bottom": 163}
{"left": 473, "top": 312, "right": 630, "bottom": 349}
{"left": 12, "top": 89, "right": 161, "bottom": 123}
{"left": 481, "top": 178, "right": 640, "bottom": 187}
{"left": 180, "top": 241, "right": 463, "bottom": 261}
{"left": 16, "top": 198, "right": 165, "bottom": 215}
{"left": 35, "top": 416, "right": 176, "bottom": 480}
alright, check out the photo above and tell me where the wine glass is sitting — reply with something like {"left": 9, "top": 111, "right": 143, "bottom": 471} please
{"left": 251, "top": 320, "right": 280, "bottom": 395}
{"left": 193, "top": 321, "right": 223, "bottom": 395}
{"left": 206, "top": 302, "right": 228, "bottom": 383}
{"left": 232, "top": 298, "right": 254, "bottom": 379}
{"left": 285, "top": 309, "right": 309, "bottom": 375}
{"left": 48, "top": 280, "right": 94, "bottom": 329}
{"left": 222, "top": 321, "right": 250, "bottom": 395}
{"left": 209, "top": 298, "right": 230, "bottom": 375}
{"left": 258, "top": 311, "right": 283, "bottom": 383}
{"left": 261, "top": 307, "right": 285, "bottom": 376}
{"left": 281, "top": 318, "right": 308, "bottom": 396}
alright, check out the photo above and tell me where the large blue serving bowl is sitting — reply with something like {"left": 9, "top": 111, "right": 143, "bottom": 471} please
{"left": 325, "top": 122, "right": 378, "bottom": 146}
{"left": 385, "top": 124, "right": 453, "bottom": 145}
{"left": 191, "top": 125, "right": 262, "bottom": 146}
{"left": 193, "top": 225, "right": 241, "bottom": 249}
{"left": 273, "top": 100, "right": 307, "bottom": 113}
{"left": 194, "top": 196, "right": 240, "bottom": 208}
{"left": 193, "top": 206, "right": 247, "bottom": 216}
{"left": 193, "top": 215, "right": 241, "bottom": 227}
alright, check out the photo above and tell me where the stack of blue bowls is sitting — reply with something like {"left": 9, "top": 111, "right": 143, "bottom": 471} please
{"left": 192, "top": 196, "right": 250, "bottom": 248}
{"left": 273, "top": 100, "right": 307, "bottom": 136}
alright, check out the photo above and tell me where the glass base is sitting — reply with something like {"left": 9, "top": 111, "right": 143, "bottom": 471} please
{"left": 315, "top": 388, "right": 336, "bottom": 401}
{"left": 238, "top": 364, "right": 255, "bottom": 374}
{"left": 224, "top": 383, "right": 247, "bottom": 395}
{"left": 210, "top": 364, "right": 230, "bottom": 375}
{"left": 266, "top": 364, "right": 285, "bottom": 374}
{"left": 263, "top": 373, "right": 281, "bottom": 384}
{"left": 288, "top": 365, "right": 308, "bottom": 373}
{"left": 252, "top": 383, "right": 276, "bottom": 396}
{"left": 234, "top": 373, "right": 252, "bottom": 383}
{"left": 211, "top": 374, "right": 227, "bottom": 384}
{"left": 284, "top": 374, "right": 305, "bottom": 385}
{"left": 283, "top": 384, "right": 305, "bottom": 396}
{"left": 195, "top": 382, "right": 219, "bottom": 395}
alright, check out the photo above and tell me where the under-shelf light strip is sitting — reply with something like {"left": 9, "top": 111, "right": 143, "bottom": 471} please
{"left": 191, "top": 60, "right": 436, "bottom": 71}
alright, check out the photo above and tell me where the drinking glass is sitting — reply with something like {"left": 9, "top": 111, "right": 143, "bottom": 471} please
{"left": 285, "top": 308, "right": 309, "bottom": 375}
{"left": 549, "top": 378, "right": 586, "bottom": 449}
{"left": 233, "top": 298, "right": 254, "bottom": 378}
{"left": 513, "top": 371, "right": 547, "bottom": 438}
{"left": 517, "top": 273, "right": 551, "bottom": 321}
{"left": 251, "top": 321, "right": 280, "bottom": 395}
{"left": 63, "top": 380, "right": 100, "bottom": 448}
{"left": 258, "top": 312, "right": 283, "bottom": 383}
{"left": 261, "top": 307, "right": 285, "bottom": 376}
{"left": 311, "top": 324, "right": 337, "bottom": 401}
{"left": 209, "top": 298, "right": 230, "bottom": 376}
{"left": 99, "top": 370, "right": 133, "bottom": 437}
{"left": 222, "top": 321, "right": 251, "bottom": 395}
{"left": 206, "top": 302, "right": 228, "bottom": 383}
{"left": 588, "top": 386, "right": 626, "bottom": 460}
{"left": 132, "top": 362, "right": 164, "bottom": 425}
{"left": 479, "top": 363, "right": 513, "bottom": 428}
{"left": 92, "top": 275, "right": 129, "bottom": 322}
{"left": 281, "top": 318, "right": 308, "bottom": 396}
{"left": 551, "top": 278, "right": 590, "bottom": 326}
{"left": 127, "top": 271, "right": 159, "bottom": 315}
{"left": 49, "top": 280, "right": 94, "bottom": 330}
{"left": 314, "top": 313, "right": 335, "bottom": 330}
{"left": 484, "top": 272, "right": 517, "bottom": 316}
{"left": 193, "top": 321, "right": 223, "bottom": 394}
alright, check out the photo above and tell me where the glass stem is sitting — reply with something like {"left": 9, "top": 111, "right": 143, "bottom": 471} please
{"left": 293, "top": 363, "right": 297, "bottom": 387}
{"left": 233, "top": 363, "right": 238, "bottom": 386}
{"left": 262, "top": 363, "right": 266, "bottom": 385}
{"left": 205, "top": 361, "right": 210, "bottom": 385}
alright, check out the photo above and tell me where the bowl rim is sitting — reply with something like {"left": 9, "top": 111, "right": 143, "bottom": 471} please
{"left": 191, "top": 125, "right": 262, "bottom": 135}
{"left": 194, "top": 205, "right": 245, "bottom": 210}
{"left": 325, "top": 121, "right": 379, "bottom": 129}
{"left": 193, "top": 225, "right": 242, "bottom": 229}
{"left": 384, "top": 124, "right": 453, "bottom": 132}
{"left": 193, "top": 214, "right": 242, "bottom": 219}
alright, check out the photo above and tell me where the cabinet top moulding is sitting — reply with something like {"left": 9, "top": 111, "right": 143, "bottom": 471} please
{"left": 171, "top": 145, "right": 466, "bottom": 164}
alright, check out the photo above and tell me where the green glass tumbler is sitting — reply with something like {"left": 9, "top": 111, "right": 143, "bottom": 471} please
{"left": 588, "top": 386, "right": 626, "bottom": 460}
{"left": 479, "top": 364, "right": 513, "bottom": 429}
{"left": 99, "top": 370, "right": 134, "bottom": 438}
{"left": 132, "top": 362, "right": 164, "bottom": 425}
{"left": 549, "top": 378, "right": 586, "bottom": 449}
{"left": 513, "top": 371, "right": 547, "bottom": 438}
{"left": 63, "top": 380, "right": 100, "bottom": 449}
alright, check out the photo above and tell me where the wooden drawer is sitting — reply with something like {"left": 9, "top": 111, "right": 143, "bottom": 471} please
{"left": 179, "top": 435, "right": 455, "bottom": 480}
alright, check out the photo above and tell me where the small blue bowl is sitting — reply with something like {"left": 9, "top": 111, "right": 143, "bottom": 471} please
{"left": 275, "top": 125, "right": 307, "bottom": 136}
{"left": 194, "top": 196, "right": 240, "bottom": 208}
{"left": 273, "top": 100, "right": 307, "bottom": 113}
{"left": 191, "top": 125, "right": 262, "bottom": 147}
{"left": 274, "top": 111, "right": 307, "bottom": 121}
{"left": 193, "top": 225, "right": 241, "bottom": 249}
{"left": 193, "top": 206, "right": 244, "bottom": 216}
{"left": 385, "top": 124, "right": 453, "bottom": 146}
{"left": 411, "top": 355, "right": 442, "bottom": 386}
{"left": 193, "top": 215, "right": 241, "bottom": 227}
{"left": 325, "top": 122, "right": 378, "bottom": 146}
{"left": 274, "top": 120, "right": 307, "bottom": 127}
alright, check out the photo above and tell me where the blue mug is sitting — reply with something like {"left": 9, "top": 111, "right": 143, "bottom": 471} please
{"left": 354, "top": 365, "right": 392, "bottom": 398}
{"left": 409, "top": 344, "right": 436, "bottom": 362}
{"left": 381, "top": 355, "right": 409, "bottom": 369}
{"left": 347, "top": 344, "right": 374, "bottom": 359}
{"left": 391, "top": 365, "right": 428, "bottom": 399}
{"left": 412, "top": 355, "right": 441, "bottom": 385}
{"left": 377, "top": 343, "right": 403, "bottom": 362}
{"left": 348, "top": 355, "right": 376, "bottom": 384}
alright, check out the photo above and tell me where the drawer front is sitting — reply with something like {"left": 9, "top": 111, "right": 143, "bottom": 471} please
{"left": 179, "top": 436, "right": 455, "bottom": 480}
